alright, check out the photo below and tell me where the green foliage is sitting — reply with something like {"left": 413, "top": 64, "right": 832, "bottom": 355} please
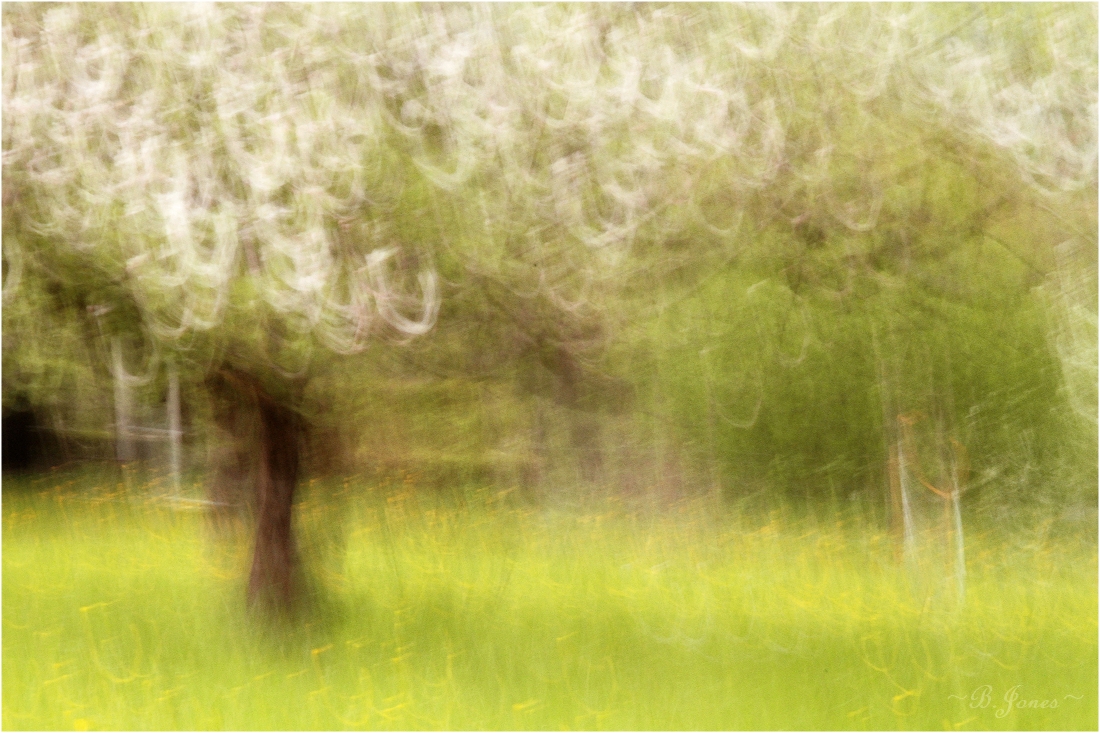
{"left": 641, "top": 192, "right": 1085, "bottom": 506}
{"left": 2, "top": 3, "right": 1095, "bottom": 512}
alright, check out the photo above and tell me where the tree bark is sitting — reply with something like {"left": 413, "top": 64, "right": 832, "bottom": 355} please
{"left": 206, "top": 366, "right": 303, "bottom": 613}
{"left": 248, "top": 391, "right": 301, "bottom": 611}
{"left": 546, "top": 344, "right": 605, "bottom": 483}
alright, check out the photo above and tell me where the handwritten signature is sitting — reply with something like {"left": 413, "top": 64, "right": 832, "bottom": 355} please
{"left": 949, "top": 685, "right": 1084, "bottom": 718}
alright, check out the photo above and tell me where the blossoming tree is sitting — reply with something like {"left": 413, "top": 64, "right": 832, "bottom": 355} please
{"left": 4, "top": 4, "right": 1094, "bottom": 609}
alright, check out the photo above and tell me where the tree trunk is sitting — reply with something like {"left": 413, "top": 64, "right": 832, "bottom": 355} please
{"left": 206, "top": 366, "right": 302, "bottom": 613}
{"left": 248, "top": 391, "right": 301, "bottom": 611}
{"left": 548, "top": 345, "right": 604, "bottom": 483}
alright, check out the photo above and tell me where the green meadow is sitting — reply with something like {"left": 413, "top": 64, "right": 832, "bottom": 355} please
{"left": 3, "top": 5, "right": 1095, "bottom": 731}
{"left": 3, "top": 468, "right": 1096, "bottom": 731}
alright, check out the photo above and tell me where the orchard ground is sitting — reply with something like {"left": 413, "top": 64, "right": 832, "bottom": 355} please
{"left": 3, "top": 466, "right": 1096, "bottom": 731}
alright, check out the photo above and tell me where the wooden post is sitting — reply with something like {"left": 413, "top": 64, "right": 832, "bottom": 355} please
{"left": 167, "top": 360, "right": 182, "bottom": 498}
{"left": 112, "top": 338, "right": 136, "bottom": 464}
{"left": 896, "top": 432, "right": 917, "bottom": 565}
{"left": 887, "top": 444, "right": 904, "bottom": 563}
{"left": 950, "top": 439, "right": 968, "bottom": 607}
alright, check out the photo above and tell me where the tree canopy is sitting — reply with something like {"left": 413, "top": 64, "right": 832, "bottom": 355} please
{"left": 3, "top": 4, "right": 1095, "bottom": 512}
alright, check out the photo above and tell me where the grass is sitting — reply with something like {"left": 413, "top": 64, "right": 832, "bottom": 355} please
{"left": 3, "top": 466, "right": 1096, "bottom": 730}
